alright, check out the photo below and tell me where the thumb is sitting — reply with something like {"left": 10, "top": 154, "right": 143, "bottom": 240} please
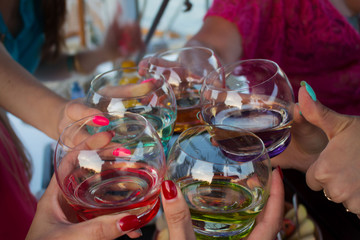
{"left": 61, "top": 214, "right": 143, "bottom": 240}
{"left": 298, "top": 81, "right": 351, "bottom": 140}
{"left": 161, "top": 180, "right": 196, "bottom": 240}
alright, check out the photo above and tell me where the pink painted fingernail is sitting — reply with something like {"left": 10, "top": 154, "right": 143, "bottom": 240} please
{"left": 141, "top": 78, "right": 155, "bottom": 84}
{"left": 92, "top": 116, "right": 109, "bottom": 126}
{"left": 113, "top": 147, "right": 131, "bottom": 157}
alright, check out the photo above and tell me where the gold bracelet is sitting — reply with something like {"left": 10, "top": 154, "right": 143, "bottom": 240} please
{"left": 74, "top": 54, "right": 86, "bottom": 74}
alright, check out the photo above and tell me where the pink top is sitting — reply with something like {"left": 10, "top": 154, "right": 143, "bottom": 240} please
{"left": 206, "top": 0, "right": 360, "bottom": 115}
{"left": 0, "top": 121, "right": 37, "bottom": 240}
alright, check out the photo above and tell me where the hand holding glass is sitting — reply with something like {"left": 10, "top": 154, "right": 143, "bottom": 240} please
{"left": 201, "top": 59, "right": 295, "bottom": 158}
{"left": 85, "top": 67, "right": 176, "bottom": 148}
{"left": 148, "top": 46, "right": 221, "bottom": 132}
{"left": 166, "top": 125, "right": 271, "bottom": 239}
{"left": 54, "top": 112, "right": 166, "bottom": 227}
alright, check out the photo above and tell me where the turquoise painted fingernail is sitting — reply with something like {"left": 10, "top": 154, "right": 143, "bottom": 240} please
{"left": 300, "top": 81, "right": 317, "bottom": 101}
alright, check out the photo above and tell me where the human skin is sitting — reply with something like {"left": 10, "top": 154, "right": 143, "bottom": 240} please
{"left": 0, "top": 43, "right": 104, "bottom": 140}
{"left": 344, "top": 0, "right": 360, "bottom": 14}
{"left": 25, "top": 168, "right": 283, "bottom": 240}
{"left": 273, "top": 82, "right": 360, "bottom": 217}
{"left": 298, "top": 84, "right": 360, "bottom": 217}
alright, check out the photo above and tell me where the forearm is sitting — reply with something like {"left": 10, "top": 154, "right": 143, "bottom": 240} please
{"left": 185, "top": 16, "right": 243, "bottom": 65}
{"left": 35, "top": 47, "right": 110, "bottom": 81}
{"left": 0, "top": 44, "right": 67, "bottom": 139}
{"left": 71, "top": 47, "right": 109, "bottom": 74}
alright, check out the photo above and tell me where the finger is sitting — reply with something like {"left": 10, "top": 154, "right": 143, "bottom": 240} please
{"left": 36, "top": 175, "right": 66, "bottom": 219}
{"left": 306, "top": 145, "right": 360, "bottom": 196}
{"left": 298, "top": 81, "right": 351, "bottom": 140}
{"left": 97, "top": 82, "right": 155, "bottom": 98}
{"left": 305, "top": 157, "right": 325, "bottom": 191}
{"left": 149, "top": 57, "right": 182, "bottom": 68}
{"left": 293, "top": 103, "right": 328, "bottom": 152}
{"left": 60, "top": 214, "right": 143, "bottom": 240}
{"left": 65, "top": 101, "right": 104, "bottom": 125}
{"left": 138, "top": 57, "right": 153, "bottom": 75}
{"left": 271, "top": 102, "right": 327, "bottom": 171}
{"left": 27, "top": 175, "right": 77, "bottom": 239}
{"left": 38, "top": 176, "right": 144, "bottom": 239}
{"left": 59, "top": 102, "right": 107, "bottom": 134}
{"left": 343, "top": 191, "right": 360, "bottom": 215}
{"left": 161, "top": 180, "right": 196, "bottom": 240}
{"left": 61, "top": 126, "right": 113, "bottom": 149}
{"left": 247, "top": 167, "right": 284, "bottom": 240}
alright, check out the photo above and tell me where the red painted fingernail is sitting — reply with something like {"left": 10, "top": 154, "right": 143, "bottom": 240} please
{"left": 118, "top": 215, "right": 140, "bottom": 232}
{"left": 141, "top": 78, "right": 155, "bottom": 84}
{"left": 162, "top": 180, "right": 178, "bottom": 200}
{"left": 276, "top": 166, "right": 283, "bottom": 180}
{"left": 92, "top": 116, "right": 109, "bottom": 126}
{"left": 113, "top": 148, "right": 131, "bottom": 157}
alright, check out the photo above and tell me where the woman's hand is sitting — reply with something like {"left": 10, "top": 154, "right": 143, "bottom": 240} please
{"left": 25, "top": 175, "right": 144, "bottom": 240}
{"left": 296, "top": 82, "right": 360, "bottom": 217}
{"left": 271, "top": 85, "right": 329, "bottom": 172}
{"left": 27, "top": 168, "right": 284, "bottom": 240}
{"left": 245, "top": 167, "right": 284, "bottom": 240}
{"left": 56, "top": 99, "right": 103, "bottom": 139}
{"left": 160, "top": 167, "right": 284, "bottom": 240}
{"left": 101, "top": 4, "right": 144, "bottom": 60}
{"left": 160, "top": 180, "right": 196, "bottom": 240}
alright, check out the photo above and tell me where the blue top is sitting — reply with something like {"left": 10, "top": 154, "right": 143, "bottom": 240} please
{"left": 0, "top": 0, "right": 44, "bottom": 73}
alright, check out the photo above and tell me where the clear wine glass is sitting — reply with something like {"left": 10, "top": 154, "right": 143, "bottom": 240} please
{"left": 148, "top": 46, "right": 221, "bottom": 133}
{"left": 166, "top": 124, "right": 271, "bottom": 239}
{"left": 200, "top": 59, "right": 295, "bottom": 158}
{"left": 54, "top": 112, "right": 166, "bottom": 226}
{"left": 85, "top": 67, "right": 177, "bottom": 150}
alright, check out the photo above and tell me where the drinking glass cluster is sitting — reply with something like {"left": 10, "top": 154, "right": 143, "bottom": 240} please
{"left": 54, "top": 47, "right": 294, "bottom": 240}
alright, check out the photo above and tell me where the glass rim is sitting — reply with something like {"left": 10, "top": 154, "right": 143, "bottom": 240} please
{"left": 173, "top": 124, "right": 268, "bottom": 165}
{"left": 155, "top": 46, "right": 216, "bottom": 58}
{"left": 58, "top": 111, "right": 151, "bottom": 151}
{"left": 89, "top": 67, "right": 167, "bottom": 100}
{"left": 203, "top": 59, "right": 282, "bottom": 91}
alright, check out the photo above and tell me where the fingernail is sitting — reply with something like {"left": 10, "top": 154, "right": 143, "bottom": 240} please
{"left": 118, "top": 215, "right": 140, "bottom": 232}
{"left": 113, "top": 147, "right": 131, "bottom": 157}
{"left": 276, "top": 166, "right": 283, "bottom": 180}
{"left": 92, "top": 116, "right": 109, "bottom": 126}
{"left": 162, "top": 180, "right": 178, "bottom": 200}
{"left": 300, "top": 81, "right": 317, "bottom": 101}
{"left": 141, "top": 78, "right": 155, "bottom": 84}
{"left": 133, "top": 229, "right": 143, "bottom": 236}
{"left": 107, "top": 130, "right": 115, "bottom": 138}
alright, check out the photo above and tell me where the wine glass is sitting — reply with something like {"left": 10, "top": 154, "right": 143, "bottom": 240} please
{"left": 54, "top": 112, "right": 166, "bottom": 226}
{"left": 148, "top": 46, "right": 221, "bottom": 132}
{"left": 200, "top": 59, "right": 295, "bottom": 158}
{"left": 166, "top": 124, "right": 272, "bottom": 239}
{"left": 85, "top": 67, "right": 177, "bottom": 150}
